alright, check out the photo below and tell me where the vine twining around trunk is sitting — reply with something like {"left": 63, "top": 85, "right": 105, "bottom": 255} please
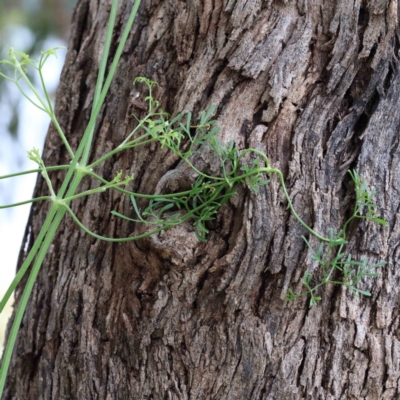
{"left": 0, "top": 0, "right": 387, "bottom": 395}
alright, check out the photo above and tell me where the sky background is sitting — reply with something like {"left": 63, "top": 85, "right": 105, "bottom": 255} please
{"left": 0, "top": 0, "right": 75, "bottom": 353}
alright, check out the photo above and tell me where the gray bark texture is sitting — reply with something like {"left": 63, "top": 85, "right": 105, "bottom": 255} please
{"left": 4, "top": 0, "right": 400, "bottom": 399}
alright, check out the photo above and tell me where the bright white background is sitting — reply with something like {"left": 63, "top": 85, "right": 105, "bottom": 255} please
{"left": 0, "top": 27, "right": 66, "bottom": 353}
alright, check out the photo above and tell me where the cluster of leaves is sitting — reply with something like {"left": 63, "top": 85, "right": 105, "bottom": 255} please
{"left": 115, "top": 173, "right": 234, "bottom": 241}
{"left": 111, "top": 78, "right": 268, "bottom": 241}
{"left": 106, "top": 79, "right": 388, "bottom": 306}
{"left": 0, "top": 47, "right": 73, "bottom": 157}
{"left": 286, "top": 171, "right": 387, "bottom": 306}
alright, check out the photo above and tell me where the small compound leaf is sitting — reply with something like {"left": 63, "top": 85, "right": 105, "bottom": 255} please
{"left": 369, "top": 217, "right": 388, "bottom": 226}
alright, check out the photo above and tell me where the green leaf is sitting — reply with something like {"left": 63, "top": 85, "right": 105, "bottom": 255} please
{"left": 350, "top": 288, "right": 372, "bottom": 297}
{"left": 368, "top": 217, "right": 388, "bottom": 226}
{"left": 199, "top": 105, "right": 216, "bottom": 125}
{"left": 309, "top": 296, "right": 321, "bottom": 307}
{"left": 301, "top": 271, "right": 313, "bottom": 286}
{"left": 110, "top": 210, "right": 143, "bottom": 223}
{"left": 285, "top": 289, "right": 297, "bottom": 302}
{"left": 130, "top": 195, "right": 147, "bottom": 223}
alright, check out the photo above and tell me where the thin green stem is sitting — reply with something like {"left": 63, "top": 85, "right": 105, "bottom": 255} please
{"left": 51, "top": 117, "right": 72, "bottom": 156}
{"left": 0, "top": 72, "right": 17, "bottom": 83}
{"left": 273, "top": 169, "right": 332, "bottom": 243}
{"left": 87, "top": 170, "right": 231, "bottom": 200}
{"left": 56, "top": 1, "right": 142, "bottom": 198}
{"left": 0, "top": 207, "right": 58, "bottom": 312}
{"left": 180, "top": 156, "right": 226, "bottom": 182}
{"left": 118, "top": 114, "right": 152, "bottom": 148}
{"left": 0, "top": 208, "right": 63, "bottom": 393}
{"left": 38, "top": 62, "right": 54, "bottom": 112}
{"left": 80, "top": 0, "right": 141, "bottom": 167}
{"left": 12, "top": 62, "right": 49, "bottom": 113}
{"left": 14, "top": 74, "right": 67, "bottom": 161}
{"left": 341, "top": 212, "right": 358, "bottom": 235}
{"left": 64, "top": 203, "right": 171, "bottom": 241}
{"left": 88, "top": 135, "right": 155, "bottom": 169}
{"left": 0, "top": 196, "right": 51, "bottom": 209}
{"left": 236, "top": 148, "right": 271, "bottom": 169}
{"left": 326, "top": 244, "right": 345, "bottom": 282}
{"left": 62, "top": 181, "right": 130, "bottom": 202}
{"left": 0, "top": 165, "right": 70, "bottom": 180}
{"left": 14, "top": 80, "right": 47, "bottom": 112}
{"left": 81, "top": 0, "right": 118, "bottom": 165}
{"left": 13, "top": 62, "right": 74, "bottom": 158}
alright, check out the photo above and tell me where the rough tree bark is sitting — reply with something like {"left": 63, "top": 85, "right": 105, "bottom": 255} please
{"left": 4, "top": 0, "right": 400, "bottom": 399}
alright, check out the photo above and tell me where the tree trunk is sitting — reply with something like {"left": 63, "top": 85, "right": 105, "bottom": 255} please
{"left": 4, "top": 0, "right": 400, "bottom": 399}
